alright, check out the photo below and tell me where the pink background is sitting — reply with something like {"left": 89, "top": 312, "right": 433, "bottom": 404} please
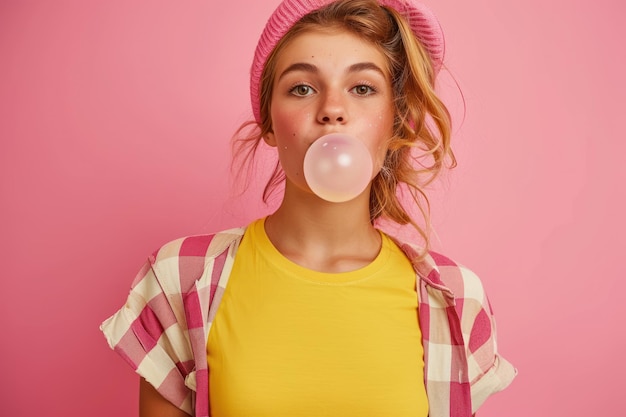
{"left": 1, "top": 0, "right": 624, "bottom": 415}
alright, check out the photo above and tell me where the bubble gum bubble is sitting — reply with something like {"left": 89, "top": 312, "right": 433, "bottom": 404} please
{"left": 303, "top": 133, "right": 373, "bottom": 203}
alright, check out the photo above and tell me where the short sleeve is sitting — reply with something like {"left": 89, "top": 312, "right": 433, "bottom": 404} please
{"left": 453, "top": 265, "right": 517, "bottom": 412}
{"left": 100, "top": 253, "right": 195, "bottom": 415}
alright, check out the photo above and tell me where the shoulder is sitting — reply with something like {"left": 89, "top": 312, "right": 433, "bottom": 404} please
{"left": 394, "top": 238, "right": 487, "bottom": 303}
{"left": 395, "top": 239, "right": 517, "bottom": 407}
{"left": 426, "top": 250, "right": 488, "bottom": 304}
{"left": 140, "top": 227, "right": 246, "bottom": 293}
{"left": 101, "top": 227, "right": 246, "bottom": 414}
{"left": 150, "top": 227, "right": 245, "bottom": 263}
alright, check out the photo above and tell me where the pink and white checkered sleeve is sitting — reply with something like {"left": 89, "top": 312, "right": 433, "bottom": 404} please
{"left": 100, "top": 238, "right": 196, "bottom": 415}
{"left": 442, "top": 262, "right": 517, "bottom": 412}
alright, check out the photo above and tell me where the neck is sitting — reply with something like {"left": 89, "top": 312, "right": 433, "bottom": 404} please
{"left": 264, "top": 183, "right": 382, "bottom": 272}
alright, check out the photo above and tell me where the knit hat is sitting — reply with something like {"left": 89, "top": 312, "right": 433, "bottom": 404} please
{"left": 249, "top": 0, "right": 445, "bottom": 123}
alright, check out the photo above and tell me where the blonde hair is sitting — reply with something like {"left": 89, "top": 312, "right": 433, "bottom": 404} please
{"left": 232, "top": 0, "right": 456, "bottom": 254}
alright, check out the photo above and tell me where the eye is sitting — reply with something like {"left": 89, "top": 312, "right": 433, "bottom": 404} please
{"left": 351, "top": 84, "right": 376, "bottom": 96}
{"left": 290, "top": 84, "right": 315, "bottom": 97}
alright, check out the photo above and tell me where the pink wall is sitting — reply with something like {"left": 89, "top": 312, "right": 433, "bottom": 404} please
{"left": 1, "top": 1, "right": 624, "bottom": 415}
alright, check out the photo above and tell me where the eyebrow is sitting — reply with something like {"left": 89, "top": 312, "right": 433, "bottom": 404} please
{"left": 277, "top": 62, "right": 387, "bottom": 81}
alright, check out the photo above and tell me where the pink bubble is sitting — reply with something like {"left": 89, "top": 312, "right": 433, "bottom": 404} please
{"left": 303, "top": 133, "right": 373, "bottom": 203}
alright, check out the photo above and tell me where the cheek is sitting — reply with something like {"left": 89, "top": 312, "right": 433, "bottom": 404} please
{"left": 270, "top": 107, "right": 313, "bottom": 176}
{"left": 271, "top": 106, "right": 311, "bottom": 138}
{"left": 366, "top": 112, "right": 394, "bottom": 169}
{"left": 270, "top": 107, "right": 291, "bottom": 134}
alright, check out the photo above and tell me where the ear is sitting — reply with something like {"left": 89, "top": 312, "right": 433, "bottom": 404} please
{"left": 264, "top": 131, "right": 277, "bottom": 147}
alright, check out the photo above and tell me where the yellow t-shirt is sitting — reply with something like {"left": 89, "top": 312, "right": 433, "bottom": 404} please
{"left": 207, "top": 218, "right": 428, "bottom": 416}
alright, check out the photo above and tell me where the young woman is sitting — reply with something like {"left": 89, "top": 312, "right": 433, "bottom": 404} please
{"left": 101, "top": 1, "right": 516, "bottom": 416}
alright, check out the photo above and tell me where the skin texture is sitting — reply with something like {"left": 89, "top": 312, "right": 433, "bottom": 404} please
{"left": 264, "top": 28, "right": 396, "bottom": 274}
{"left": 265, "top": 27, "right": 394, "bottom": 200}
{"left": 139, "top": 378, "right": 189, "bottom": 417}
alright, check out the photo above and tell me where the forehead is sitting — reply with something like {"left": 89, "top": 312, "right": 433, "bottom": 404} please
{"left": 274, "top": 27, "right": 390, "bottom": 75}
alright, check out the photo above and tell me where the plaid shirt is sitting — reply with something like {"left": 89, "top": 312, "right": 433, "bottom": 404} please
{"left": 101, "top": 226, "right": 515, "bottom": 417}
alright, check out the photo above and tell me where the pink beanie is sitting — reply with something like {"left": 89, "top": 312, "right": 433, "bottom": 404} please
{"left": 249, "top": 0, "right": 445, "bottom": 123}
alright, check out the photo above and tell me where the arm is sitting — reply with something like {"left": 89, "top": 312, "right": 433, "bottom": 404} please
{"left": 139, "top": 378, "right": 190, "bottom": 417}
{"left": 456, "top": 266, "right": 516, "bottom": 413}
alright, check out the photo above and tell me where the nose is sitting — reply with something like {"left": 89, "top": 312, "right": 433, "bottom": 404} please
{"left": 317, "top": 92, "right": 347, "bottom": 125}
